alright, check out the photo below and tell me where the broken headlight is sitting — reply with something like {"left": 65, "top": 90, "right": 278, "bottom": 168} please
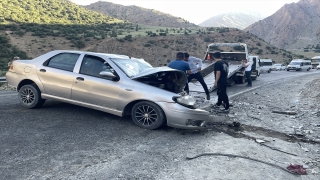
{"left": 172, "top": 95, "right": 196, "bottom": 109}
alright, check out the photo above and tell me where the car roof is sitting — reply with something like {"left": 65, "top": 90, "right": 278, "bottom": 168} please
{"left": 52, "top": 50, "right": 134, "bottom": 60}
{"left": 291, "top": 59, "right": 310, "bottom": 61}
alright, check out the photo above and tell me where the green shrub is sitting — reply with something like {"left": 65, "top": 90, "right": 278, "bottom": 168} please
{"left": 204, "top": 37, "right": 211, "bottom": 42}
{"left": 177, "top": 40, "right": 184, "bottom": 44}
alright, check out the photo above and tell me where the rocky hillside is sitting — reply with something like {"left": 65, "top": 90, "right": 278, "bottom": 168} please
{"left": 199, "top": 12, "right": 264, "bottom": 30}
{"left": 244, "top": 0, "right": 320, "bottom": 51}
{"left": 85, "top": 1, "right": 196, "bottom": 28}
{"left": 0, "top": 0, "right": 121, "bottom": 24}
{"left": 2, "top": 26, "right": 304, "bottom": 68}
{"left": 0, "top": 0, "right": 306, "bottom": 73}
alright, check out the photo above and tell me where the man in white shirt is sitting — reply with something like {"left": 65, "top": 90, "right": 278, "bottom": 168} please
{"left": 242, "top": 59, "right": 252, "bottom": 87}
{"left": 183, "top": 52, "right": 210, "bottom": 100}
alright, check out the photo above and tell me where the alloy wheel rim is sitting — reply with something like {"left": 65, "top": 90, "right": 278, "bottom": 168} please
{"left": 20, "top": 88, "right": 35, "bottom": 105}
{"left": 135, "top": 105, "right": 157, "bottom": 126}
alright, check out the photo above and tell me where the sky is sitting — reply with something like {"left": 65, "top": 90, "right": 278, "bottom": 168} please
{"left": 71, "top": 0, "right": 300, "bottom": 24}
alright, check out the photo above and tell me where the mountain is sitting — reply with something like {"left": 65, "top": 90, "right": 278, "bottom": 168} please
{"left": 244, "top": 0, "right": 320, "bottom": 50}
{"left": 0, "top": 0, "right": 306, "bottom": 74}
{"left": 199, "top": 12, "right": 264, "bottom": 30}
{"left": 85, "top": 1, "right": 196, "bottom": 28}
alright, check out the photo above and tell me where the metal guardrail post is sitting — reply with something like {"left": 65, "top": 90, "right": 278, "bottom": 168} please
{"left": 0, "top": 77, "right": 7, "bottom": 83}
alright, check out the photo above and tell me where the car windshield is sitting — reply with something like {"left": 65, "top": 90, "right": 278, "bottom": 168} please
{"left": 274, "top": 64, "right": 281, "bottom": 66}
{"left": 111, "top": 58, "right": 153, "bottom": 77}
{"left": 289, "top": 62, "right": 300, "bottom": 65}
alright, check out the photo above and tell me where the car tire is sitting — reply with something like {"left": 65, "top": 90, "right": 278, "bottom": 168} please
{"left": 268, "top": 70, "right": 271, "bottom": 73}
{"left": 131, "top": 101, "right": 166, "bottom": 130}
{"left": 18, "top": 84, "right": 46, "bottom": 109}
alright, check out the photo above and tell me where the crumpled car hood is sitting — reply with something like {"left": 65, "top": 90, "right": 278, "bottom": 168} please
{"left": 131, "top": 67, "right": 187, "bottom": 93}
{"left": 131, "top": 67, "right": 184, "bottom": 79}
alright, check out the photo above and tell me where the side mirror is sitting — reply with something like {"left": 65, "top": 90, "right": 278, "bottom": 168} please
{"left": 99, "top": 71, "right": 119, "bottom": 81}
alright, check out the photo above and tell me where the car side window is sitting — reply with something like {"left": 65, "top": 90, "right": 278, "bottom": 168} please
{"left": 45, "top": 53, "right": 80, "bottom": 71}
{"left": 80, "top": 55, "right": 112, "bottom": 77}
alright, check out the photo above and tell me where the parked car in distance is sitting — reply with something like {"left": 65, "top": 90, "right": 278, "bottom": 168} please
{"left": 272, "top": 64, "right": 286, "bottom": 71}
{"left": 6, "top": 50, "right": 214, "bottom": 130}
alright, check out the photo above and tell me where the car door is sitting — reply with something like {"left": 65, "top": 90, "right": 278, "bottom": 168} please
{"left": 37, "top": 52, "right": 82, "bottom": 98}
{"left": 71, "top": 55, "right": 121, "bottom": 110}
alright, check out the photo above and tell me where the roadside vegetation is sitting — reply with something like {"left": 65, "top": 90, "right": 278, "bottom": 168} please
{"left": 0, "top": 34, "right": 29, "bottom": 76}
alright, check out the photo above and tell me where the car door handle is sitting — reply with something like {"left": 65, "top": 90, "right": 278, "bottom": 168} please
{"left": 39, "top": 69, "right": 46, "bottom": 72}
{"left": 76, "top": 77, "right": 84, "bottom": 81}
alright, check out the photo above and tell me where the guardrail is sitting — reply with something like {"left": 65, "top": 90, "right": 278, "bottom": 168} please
{"left": 0, "top": 77, "right": 7, "bottom": 83}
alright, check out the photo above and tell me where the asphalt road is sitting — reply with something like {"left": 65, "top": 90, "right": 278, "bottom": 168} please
{"left": 1, "top": 69, "right": 319, "bottom": 180}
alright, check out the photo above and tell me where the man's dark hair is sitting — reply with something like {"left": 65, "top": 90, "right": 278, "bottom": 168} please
{"left": 212, "top": 52, "right": 221, "bottom": 58}
{"left": 184, "top": 52, "right": 190, "bottom": 58}
{"left": 176, "top": 52, "right": 184, "bottom": 59}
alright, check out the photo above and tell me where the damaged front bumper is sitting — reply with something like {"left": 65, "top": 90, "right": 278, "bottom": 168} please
{"left": 157, "top": 102, "right": 217, "bottom": 130}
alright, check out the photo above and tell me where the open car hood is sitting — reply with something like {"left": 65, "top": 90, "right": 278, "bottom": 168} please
{"left": 131, "top": 67, "right": 185, "bottom": 80}
{"left": 131, "top": 67, "right": 187, "bottom": 94}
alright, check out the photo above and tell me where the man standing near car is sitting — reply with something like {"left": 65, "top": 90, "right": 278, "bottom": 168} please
{"left": 212, "top": 52, "right": 229, "bottom": 113}
{"left": 168, "top": 52, "right": 191, "bottom": 92}
{"left": 242, "top": 59, "right": 252, "bottom": 87}
{"left": 183, "top": 52, "right": 210, "bottom": 100}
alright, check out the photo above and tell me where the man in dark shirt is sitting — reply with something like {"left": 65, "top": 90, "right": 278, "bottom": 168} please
{"left": 212, "top": 52, "right": 230, "bottom": 113}
{"left": 169, "top": 52, "right": 191, "bottom": 74}
{"left": 168, "top": 52, "right": 191, "bottom": 93}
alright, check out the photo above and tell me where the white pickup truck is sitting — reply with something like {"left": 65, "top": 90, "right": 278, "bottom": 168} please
{"left": 202, "top": 43, "right": 260, "bottom": 85}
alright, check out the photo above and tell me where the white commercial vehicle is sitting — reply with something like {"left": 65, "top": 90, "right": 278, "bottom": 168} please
{"left": 203, "top": 43, "right": 260, "bottom": 85}
{"left": 260, "top": 59, "right": 273, "bottom": 73}
{"left": 286, "top": 59, "right": 312, "bottom": 71}
{"left": 311, "top": 56, "right": 320, "bottom": 69}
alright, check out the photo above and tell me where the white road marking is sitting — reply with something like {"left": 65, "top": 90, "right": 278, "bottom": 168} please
{"left": 229, "top": 85, "right": 263, "bottom": 98}
{"left": 0, "top": 93, "right": 17, "bottom": 97}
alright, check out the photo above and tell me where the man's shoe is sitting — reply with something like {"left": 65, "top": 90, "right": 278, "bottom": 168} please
{"left": 212, "top": 104, "right": 220, "bottom": 109}
{"left": 246, "top": 84, "right": 252, "bottom": 87}
{"left": 206, "top": 94, "right": 210, "bottom": 100}
{"left": 219, "top": 109, "right": 230, "bottom": 113}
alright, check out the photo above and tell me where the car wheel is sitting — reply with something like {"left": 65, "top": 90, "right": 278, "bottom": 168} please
{"left": 268, "top": 70, "right": 271, "bottom": 73}
{"left": 18, "top": 84, "right": 45, "bottom": 109}
{"left": 131, "top": 101, "right": 166, "bottom": 129}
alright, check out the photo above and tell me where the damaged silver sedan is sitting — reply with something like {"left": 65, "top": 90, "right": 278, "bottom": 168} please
{"left": 6, "top": 50, "right": 214, "bottom": 129}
